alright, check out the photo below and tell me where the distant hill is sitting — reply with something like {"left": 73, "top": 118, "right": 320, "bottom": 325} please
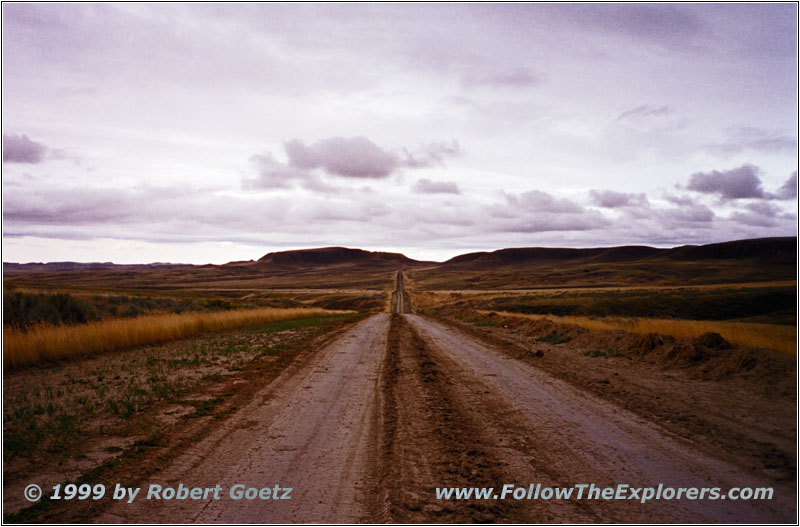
{"left": 257, "top": 247, "right": 424, "bottom": 267}
{"left": 4, "top": 237, "right": 795, "bottom": 274}
{"left": 442, "top": 237, "right": 796, "bottom": 269}
{"left": 663, "top": 237, "right": 796, "bottom": 263}
{"left": 2, "top": 261, "right": 193, "bottom": 273}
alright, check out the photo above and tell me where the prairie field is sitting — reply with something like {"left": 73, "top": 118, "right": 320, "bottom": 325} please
{"left": 2, "top": 240, "right": 796, "bottom": 522}
{"left": 482, "top": 311, "right": 796, "bottom": 355}
{"left": 4, "top": 306, "right": 344, "bottom": 368}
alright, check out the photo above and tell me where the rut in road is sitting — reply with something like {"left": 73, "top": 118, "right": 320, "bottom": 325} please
{"left": 96, "top": 314, "right": 389, "bottom": 524}
{"left": 391, "top": 271, "right": 408, "bottom": 314}
{"left": 379, "top": 314, "right": 524, "bottom": 522}
{"left": 404, "top": 314, "right": 796, "bottom": 523}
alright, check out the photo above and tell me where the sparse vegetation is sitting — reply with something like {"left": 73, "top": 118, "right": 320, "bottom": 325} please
{"left": 4, "top": 307, "right": 343, "bottom": 368}
{"left": 536, "top": 331, "right": 572, "bottom": 344}
{"left": 584, "top": 348, "right": 619, "bottom": 358}
{"left": 4, "top": 312, "right": 362, "bottom": 463}
{"left": 3, "top": 291, "right": 235, "bottom": 332}
{"left": 484, "top": 286, "right": 796, "bottom": 325}
{"left": 492, "top": 311, "right": 796, "bottom": 355}
{"left": 3, "top": 292, "right": 97, "bottom": 330}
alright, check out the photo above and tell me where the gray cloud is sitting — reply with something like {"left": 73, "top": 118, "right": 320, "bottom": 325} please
{"left": 660, "top": 203, "right": 715, "bottom": 224}
{"left": 281, "top": 136, "right": 461, "bottom": 180}
{"left": 487, "top": 190, "right": 610, "bottom": 233}
{"left": 617, "top": 105, "right": 672, "bottom": 121}
{"left": 504, "top": 190, "right": 584, "bottom": 213}
{"left": 284, "top": 136, "right": 399, "bottom": 179}
{"left": 2, "top": 4, "right": 796, "bottom": 264}
{"left": 412, "top": 178, "right": 461, "bottom": 195}
{"left": 245, "top": 153, "right": 342, "bottom": 194}
{"left": 400, "top": 139, "right": 462, "bottom": 169}
{"left": 686, "top": 164, "right": 766, "bottom": 200}
{"left": 777, "top": 171, "right": 797, "bottom": 200}
{"left": 246, "top": 136, "right": 462, "bottom": 192}
{"left": 3, "top": 184, "right": 292, "bottom": 234}
{"left": 706, "top": 127, "right": 797, "bottom": 155}
{"left": 245, "top": 152, "right": 306, "bottom": 189}
{"left": 3, "top": 133, "right": 48, "bottom": 163}
{"left": 590, "top": 189, "right": 649, "bottom": 208}
{"left": 4, "top": 186, "right": 149, "bottom": 225}
{"left": 730, "top": 202, "right": 782, "bottom": 227}
{"left": 663, "top": 194, "right": 697, "bottom": 207}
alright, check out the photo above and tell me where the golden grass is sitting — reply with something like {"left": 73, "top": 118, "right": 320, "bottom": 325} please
{"left": 432, "top": 280, "right": 797, "bottom": 296}
{"left": 4, "top": 307, "right": 342, "bottom": 369}
{"left": 483, "top": 311, "right": 797, "bottom": 355}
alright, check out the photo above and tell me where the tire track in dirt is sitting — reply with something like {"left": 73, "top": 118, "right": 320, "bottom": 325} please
{"left": 379, "top": 314, "right": 522, "bottom": 522}
{"left": 406, "top": 314, "right": 795, "bottom": 523}
{"left": 390, "top": 271, "right": 408, "bottom": 314}
{"left": 95, "top": 314, "right": 389, "bottom": 524}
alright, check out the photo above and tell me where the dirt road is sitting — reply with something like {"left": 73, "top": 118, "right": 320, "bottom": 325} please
{"left": 98, "top": 314, "right": 389, "bottom": 523}
{"left": 391, "top": 271, "right": 408, "bottom": 314}
{"left": 403, "top": 314, "right": 794, "bottom": 522}
{"left": 91, "top": 273, "right": 794, "bottom": 523}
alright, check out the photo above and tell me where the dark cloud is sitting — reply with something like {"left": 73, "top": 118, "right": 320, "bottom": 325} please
{"left": 3, "top": 133, "right": 48, "bottom": 163}
{"left": 617, "top": 105, "right": 672, "bottom": 121}
{"left": 590, "top": 189, "right": 649, "bottom": 208}
{"left": 281, "top": 136, "right": 461, "bottom": 179}
{"left": 686, "top": 164, "right": 766, "bottom": 200}
{"left": 246, "top": 136, "right": 462, "bottom": 192}
{"left": 284, "top": 136, "right": 399, "bottom": 179}
{"left": 777, "top": 171, "right": 797, "bottom": 200}
{"left": 706, "top": 127, "right": 797, "bottom": 155}
{"left": 660, "top": 203, "right": 715, "bottom": 224}
{"left": 730, "top": 202, "right": 782, "bottom": 227}
{"left": 412, "top": 178, "right": 460, "bottom": 195}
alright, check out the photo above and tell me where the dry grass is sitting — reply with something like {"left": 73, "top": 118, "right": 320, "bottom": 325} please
{"left": 4, "top": 307, "right": 341, "bottom": 368}
{"left": 426, "top": 280, "right": 797, "bottom": 295}
{"left": 484, "top": 311, "right": 797, "bottom": 355}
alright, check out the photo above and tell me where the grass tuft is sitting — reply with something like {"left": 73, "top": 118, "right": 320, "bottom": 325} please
{"left": 535, "top": 331, "right": 572, "bottom": 344}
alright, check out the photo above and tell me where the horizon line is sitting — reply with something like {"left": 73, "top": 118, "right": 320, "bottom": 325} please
{"left": 2, "top": 235, "right": 795, "bottom": 267}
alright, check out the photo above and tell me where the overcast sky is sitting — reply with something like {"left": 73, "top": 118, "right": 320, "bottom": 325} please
{"left": 2, "top": 3, "right": 797, "bottom": 264}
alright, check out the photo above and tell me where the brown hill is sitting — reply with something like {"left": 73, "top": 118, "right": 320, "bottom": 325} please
{"left": 257, "top": 247, "right": 423, "bottom": 267}
{"left": 443, "top": 245, "right": 659, "bottom": 269}
{"left": 442, "top": 238, "right": 796, "bottom": 269}
{"left": 662, "top": 237, "right": 796, "bottom": 263}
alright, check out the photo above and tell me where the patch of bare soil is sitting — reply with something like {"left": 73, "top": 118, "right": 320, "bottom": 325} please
{"left": 438, "top": 312, "right": 796, "bottom": 488}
